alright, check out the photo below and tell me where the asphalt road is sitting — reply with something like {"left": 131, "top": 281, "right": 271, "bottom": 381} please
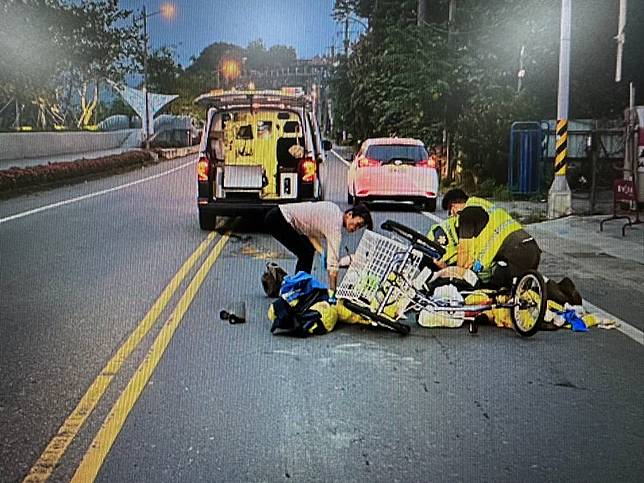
{"left": 1, "top": 152, "right": 642, "bottom": 482}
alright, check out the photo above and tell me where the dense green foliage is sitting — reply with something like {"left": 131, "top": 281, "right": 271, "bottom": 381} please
{"left": 331, "top": 0, "right": 643, "bottom": 186}
{"left": 146, "top": 46, "right": 183, "bottom": 95}
{"left": 0, "top": 1, "right": 300, "bottom": 126}
{"left": 0, "top": 0, "right": 138, "bottom": 129}
{"left": 173, "top": 39, "right": 298, "bottom": 118}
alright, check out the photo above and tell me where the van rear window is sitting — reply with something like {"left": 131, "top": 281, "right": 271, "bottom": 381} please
{"left": 236, "top": 124, "right": 253, "bottom": 139}
{"left": 365, "top": 145, "right": 428, "bottom": 164}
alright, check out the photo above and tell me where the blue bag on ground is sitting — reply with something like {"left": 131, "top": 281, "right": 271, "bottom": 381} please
{"left": 269, "top": 272, "right": 331, "bottom": 336}
{"left": 279, "top": 271, "right": 327, "bottom": 303}
{"left": 555, "top": 308, "right": 589, "bottom": 332}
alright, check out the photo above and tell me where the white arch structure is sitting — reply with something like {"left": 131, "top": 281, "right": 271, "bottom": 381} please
{"left": 108, "top": 80, "right": 178, "bottom": 138}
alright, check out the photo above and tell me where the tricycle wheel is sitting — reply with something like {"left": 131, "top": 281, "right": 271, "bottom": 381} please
{"left": 343, "top": 300, "right": 411, "bottom": 335}
{"left": 510, "top": 270, "right": 547, "bottom": 337}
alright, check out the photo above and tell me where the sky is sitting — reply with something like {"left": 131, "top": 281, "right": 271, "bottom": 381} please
{"left": 121, "top": 0, "right": 354, "bottom": 66}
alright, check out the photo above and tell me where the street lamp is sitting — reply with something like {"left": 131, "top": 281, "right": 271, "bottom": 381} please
{"left": 217, "top": 58, "right": 241, "bottom": 89}
{"left": 341, "top": 15, "right": 368, "bottom": 56}
{"left": 134, "top": 2, "right": 176, "bottom": 150}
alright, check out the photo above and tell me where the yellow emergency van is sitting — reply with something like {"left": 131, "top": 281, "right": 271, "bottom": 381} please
{"left": 194, "top": 88, "right": 331, "bottom": 230}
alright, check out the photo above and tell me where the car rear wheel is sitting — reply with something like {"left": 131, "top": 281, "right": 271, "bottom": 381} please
{"left": 199, "top": 209, "right": 217, "bottom": 231}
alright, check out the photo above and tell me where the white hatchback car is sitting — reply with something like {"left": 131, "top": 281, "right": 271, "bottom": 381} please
{"left": 347, "top": 137, "right": 439, "bottom": 211}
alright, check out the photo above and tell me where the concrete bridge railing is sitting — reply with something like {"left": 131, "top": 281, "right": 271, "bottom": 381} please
{"left": 0, "top": 129, "right": 139, "bottom": 161}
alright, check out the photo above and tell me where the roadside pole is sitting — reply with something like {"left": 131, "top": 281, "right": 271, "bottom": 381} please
{"left": 615, "top": 0, "right": 627, "bottom": 82}
{"left": 445, "top": 0, "right": 456, "bottom": 180}
{"left": 547, "top": 0, "right": 573, "bottom": 218}
{"left": 142, "top": 5, "right": 150, "bottom": 151}
{"left": 417, "top": 0, "right": 428, "bottom": 26}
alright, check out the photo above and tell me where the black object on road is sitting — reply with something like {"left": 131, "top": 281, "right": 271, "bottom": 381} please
{"left": 220, "top": 301, "right": 246, "bottom": 324}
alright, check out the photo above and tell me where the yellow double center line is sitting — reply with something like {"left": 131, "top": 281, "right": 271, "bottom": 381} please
{"left": 24, "top": 231, "right": 231, "bottom": 482}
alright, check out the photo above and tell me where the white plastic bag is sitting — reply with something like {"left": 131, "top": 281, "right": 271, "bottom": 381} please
{"left": 433, "top": 284, "right": 464, "bottom": 303}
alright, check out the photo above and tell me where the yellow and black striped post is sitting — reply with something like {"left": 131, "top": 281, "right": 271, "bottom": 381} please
{"left": 554, "top": 119, "right": 568, "bottom": 176}
{"left": 548, "top": 0, "right": 572, "bottom": 219}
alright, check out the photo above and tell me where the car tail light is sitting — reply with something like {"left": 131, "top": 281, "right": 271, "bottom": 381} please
{"left": 298, "top": 158, "right": 317, "bottom": 182}
{"left": 417, "top": 158, "right": 436, "bottom": 168}
{"left": 358, "top": 157, "right": 380, "bottom": 168}
{"left": 197, "top": 156, "right": 209, "bottom": 181}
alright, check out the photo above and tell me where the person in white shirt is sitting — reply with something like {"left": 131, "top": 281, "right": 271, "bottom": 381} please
{"left": 264, "top": 201, "right": 372, "bottom": 296}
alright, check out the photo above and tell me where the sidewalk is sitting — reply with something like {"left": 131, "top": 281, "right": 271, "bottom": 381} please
{"left": 529, "top": 211, "right": 642, "bottom": 337}
{"left": 529, "top": 214, "right": 644, "bottom": 265}
{"left": 493, "top": 196, "right": 644, "bottom": 338}
{"left": 496, "top": 195, "right": 643, "bottom": 265}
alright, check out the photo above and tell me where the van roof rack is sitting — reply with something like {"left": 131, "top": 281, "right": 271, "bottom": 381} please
{"left": 194, "top": 89, "right": 312, "bottom": 110}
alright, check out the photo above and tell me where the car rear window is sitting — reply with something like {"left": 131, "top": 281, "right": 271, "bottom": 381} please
{"left": 365, "top": 144, "right": 428, "bottom": 164}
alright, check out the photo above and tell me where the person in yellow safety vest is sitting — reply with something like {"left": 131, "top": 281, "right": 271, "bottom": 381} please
{"left": 426, "top": 196, "right": 498, "bottom": 267}
{"left": 426, "top": 216, "right": 459, "bottom": 266}
{"left": 436, "top": 188, "right": 542, "bottom": 288}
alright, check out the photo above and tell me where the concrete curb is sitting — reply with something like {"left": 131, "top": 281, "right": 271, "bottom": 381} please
{"left": 157, "top": 145, "right": 199, "bottom": 160}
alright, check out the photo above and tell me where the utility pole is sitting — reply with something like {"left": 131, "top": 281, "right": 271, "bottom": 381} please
{"left": 444, "top": 0, "right": 456, "bottom": 180}
{"left": 14, "top": 98, "right": 20, "bottom": 129}
{"left": 142, "top": 5, "right": 150, "bottom": 151}
{"left": 344, "top": 16, "right": 350, "bottom": 56}
{"left": 517, "top": 45, "right": 526, "bottom": 93}
{"left": 615, "top": 0, "right": 627, "bottom": 82}
{"left": 417, "top": 0, "right": 429, "bottom": 27}
{"left": 448, "top": 0, "right": 456, "bottom": 28}
{"left": 547, "top": 0, "right": 573, "bottom": 219}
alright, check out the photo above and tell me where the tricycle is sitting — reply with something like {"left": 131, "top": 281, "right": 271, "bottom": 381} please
{"left": 337, "top": 220, "right": 547, "bottom": 336}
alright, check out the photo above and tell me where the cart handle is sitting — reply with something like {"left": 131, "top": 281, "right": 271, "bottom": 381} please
{"left": 381, "top": 220, "right": 446, "bottom": 258}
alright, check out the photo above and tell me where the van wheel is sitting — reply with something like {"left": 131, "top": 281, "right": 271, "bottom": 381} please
{"left": 199, "top": 210, "right": 217, "bottom": 231}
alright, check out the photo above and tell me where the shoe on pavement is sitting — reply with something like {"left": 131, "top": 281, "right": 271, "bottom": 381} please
{"left": 546, "top": 280, "right": 569, "bottom": 305}
{"left": 558, "top": 277, "right": 582, "bottom": 306}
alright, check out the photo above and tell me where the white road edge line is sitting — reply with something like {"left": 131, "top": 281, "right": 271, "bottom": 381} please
{"left": 0, "top": 160, "right": 195, "bottom": 225}
{"left": 582, "top": 300, "right": 644, "bottom": 345}
{"left": 330, "top": 149, "right": 351, "bottom": 168}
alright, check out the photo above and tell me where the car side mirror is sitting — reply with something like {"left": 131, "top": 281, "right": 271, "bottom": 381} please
{"left": 322, "top": 139, "right": 332, "bottom": 151}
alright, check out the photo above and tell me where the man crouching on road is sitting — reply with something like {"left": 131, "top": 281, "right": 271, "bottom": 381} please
{"left": 436, "top": 188, "right": 541, "bottom": 288}
{"left": 264, "top": 201, "right": 373, "bottom": 298}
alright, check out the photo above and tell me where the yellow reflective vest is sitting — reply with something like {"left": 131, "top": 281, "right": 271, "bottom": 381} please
{"left": 462, "top": 197, "right": 522, "bottom": 269}
{"left": 427, "top": 217, "right": 459, "bottom": 264}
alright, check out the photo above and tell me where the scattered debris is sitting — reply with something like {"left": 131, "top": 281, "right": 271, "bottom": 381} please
{"left": 220, "top": 301, "right": 246, "bottom": 324}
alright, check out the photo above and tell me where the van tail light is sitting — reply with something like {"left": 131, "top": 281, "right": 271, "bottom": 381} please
{"left": 417, "top": 158, "right": 436, "bottom": 168}
{"left": 358, "top": 157, "right": 380, "bottom": 168}
{"left": 298, "top": 158, "right": 317, "bottom": 183}
{"left": 197, "top": 156, "right": 209, "bottom": 181}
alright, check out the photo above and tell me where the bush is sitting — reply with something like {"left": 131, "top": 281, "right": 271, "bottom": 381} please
{"left": 492, "top": 184, "right": 512, "bottom": 201}
{"left": 0, "top": 151, "right": 155, "bottom": 195}
{"left": 475, "top": 178, "right": 497, "bottom": 197}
